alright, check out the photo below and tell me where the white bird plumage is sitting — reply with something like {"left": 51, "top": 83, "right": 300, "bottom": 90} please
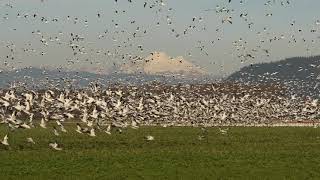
{"left": 1, "top": 134, "right": 9, "bottom": 146}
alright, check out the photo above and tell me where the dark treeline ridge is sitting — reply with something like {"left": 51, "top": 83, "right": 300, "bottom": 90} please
{"left": 227, "top": 55, "right": 320, "bottom": 97}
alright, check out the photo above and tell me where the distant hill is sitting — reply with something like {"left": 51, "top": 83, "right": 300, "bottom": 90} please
{"left": 0, "top": 67, "right": 218, "bottom": 89}
{"left": 227, "top": 56, "right": 320, "bottom": 97}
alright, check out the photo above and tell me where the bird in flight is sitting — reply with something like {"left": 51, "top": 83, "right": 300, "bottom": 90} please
{"left": 1, "top": 135, "right": 9, "bottom": 146}
{"left": 49, "top": 142, "right": 63, "bottom": 151}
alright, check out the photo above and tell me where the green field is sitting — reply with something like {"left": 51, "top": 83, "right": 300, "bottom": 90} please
{"left": 1, "top": 126, "right": 320, "bottom": 179}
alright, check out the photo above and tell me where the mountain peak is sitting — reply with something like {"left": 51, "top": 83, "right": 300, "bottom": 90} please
{"left": 120, "top": 52, "right": 207, "bottom": 76}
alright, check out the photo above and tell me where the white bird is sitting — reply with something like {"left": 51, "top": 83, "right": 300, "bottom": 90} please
{"left": 145, "top": 135, "right": 154, "bottom": 141}
{"left": 56, "top": 121, "right": 67, "bottom": 132}
{"left": 8, "top": 111, "right": 16, "bottom": 123}
{"left": 219, "top": 127, "right": 229, "bottom": 135}
{"left": 20, "top": 123, "right": 31, "bottom": 129}
{"left": 76, "top": 123, "right": 84, "bottom": 134}
{"left": 14, "top": 102, "right": 25, "bottom": 111}
{"left": 220, "top": 112, "right": 227, "bottom": 121}
{"left": 87, "top": 120, "right": 94, "bottom": 127}
{"left": 1, "top": 134, "right": 9, "bottom": 146}
{"left": 222, "top": 16, "right": 232, "bottom": 24}
{"left": 64, "top": 112, "right": 74, "bottom": 119}
{"left": 0, "top": 99, "right": 10, "bottom": 107}
{"left": 137, "top": 98, "right": 144, "bottom": 111}
{"left": 105, "top": 124, "right": 111, "bottom": 135}
{"left": 40, "top": 118, "right": 47, "bottom": 129}
{"left": 49, "top": 142, "right": 62, "bottom": 151}
{"left": 89, "top": 128, "right": 96, "bottom": 137}
{"left": 60, "top": 125, "right": 67, "bottom": 133}
{"left": 115, "top": 90, "right": 122, "bottom": 97}
{"left": 90, "top": 107, "right": 99, "bottom": 119}
{"left": 311, "top": 99, "right": 318, "bottom": 107}
{"left": 115, "top": 99, "right": 122, "bottom": 109}
{"left": 198, "top": 135, "right": 205, "bottom": 141}
{"left": 81, "top": 109, "right": 89, "bottom": 123}
{"left": 131, "top": 120, "right": 139, "bottom": 129}
{"left": 53, "top": 127, "right": 60, "bottom": 136}
{"left": 26, "top": 137, "right": 35, "bottom": 144}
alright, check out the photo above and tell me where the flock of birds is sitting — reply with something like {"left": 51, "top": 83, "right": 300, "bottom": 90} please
{"left": 1, "top": 83, "right": 319, "bottom": 150}
{"left": 0, "top": 0, "right": 319, "bottom": 151}
{"left": 0, "top": 0, "right": 318, "bottom": 73}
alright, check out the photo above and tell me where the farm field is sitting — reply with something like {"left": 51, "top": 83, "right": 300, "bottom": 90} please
{"left": 1, "top": 126, "right": 320, "bottom": 179}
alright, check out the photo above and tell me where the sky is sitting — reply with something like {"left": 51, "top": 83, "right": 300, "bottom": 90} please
{"left": 0, "top": 0, "right": 319, "bottom": 76}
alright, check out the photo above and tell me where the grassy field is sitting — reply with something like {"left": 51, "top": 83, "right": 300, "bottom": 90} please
{"left": 1, "top": 126, "right": 320, "bottom": 179}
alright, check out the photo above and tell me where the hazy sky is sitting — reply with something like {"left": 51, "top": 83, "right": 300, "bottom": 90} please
{"left": 0, "top": 0, "right": 319, "bottom": 76}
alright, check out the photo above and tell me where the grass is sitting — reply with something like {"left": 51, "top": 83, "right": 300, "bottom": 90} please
{"left": 0, "top": 125, "right": 320, "bottom": 179}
